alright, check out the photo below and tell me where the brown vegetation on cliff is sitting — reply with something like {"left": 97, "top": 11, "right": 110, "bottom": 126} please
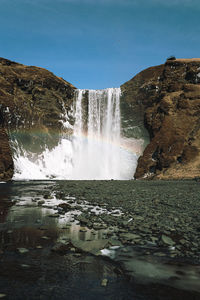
{"left": 0, "top": 57, "right": 75, "bottom": 130}
{"left": 133, "top": 59, "right": 200, "bottom": 179}
{"left": 0, "top": 57, "right": 76, "bottom": 180}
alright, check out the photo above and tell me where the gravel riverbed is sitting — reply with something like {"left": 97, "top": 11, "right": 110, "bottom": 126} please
{"left": 0, "top": 179, "right": 200, "bottom": 299}
{"left": 53, "top": 180, "right": 200, "bottom": 263}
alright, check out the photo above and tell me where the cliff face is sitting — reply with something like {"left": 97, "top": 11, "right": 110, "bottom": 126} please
{"left": 0, "top": 58, "right": 76, "bottom": 180}
{"left": 0, "top": 128, "right": 14, "bottom": 181}
{"left": 132, "top": 59, "right": 200, "bottom": 179}
{"left": 120, "top": 64, "right": 164, "bottom": 144}
{"left": 1, "top": 57, "right": 200, "bottom": 180}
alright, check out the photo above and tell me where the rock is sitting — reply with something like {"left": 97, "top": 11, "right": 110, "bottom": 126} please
{"left": 179, "top": 239, "right": 187, "bottom": 245}
{"left": 161, "top": 235, "right": 175, "bottom": 246}
{"left": 150, "top": 236, "right": 159, "bottom": 243}
{"left": 154, "top": 252, "right": 167, "bottom": 257}
{"left": 43, "top": 194, "right": 51, "bottom": 199}
{"left": 48, "top": 214, "right": 59, "bottom": 218}
{"left": 134, "top": 216, "right": 144, "bottom": 221}
{"left": 58, "top": 203, "right": 72, "bottom": 212}
{"left": 93, "top": 223, "right": 107, "bottom": 230}
{"left": 71, "top": 239, "right": 110, "bottom": 255}
{"left": 41, "top": 236, "right": 50, "bottom": 240}
{"left": 51, "top": 242, "right": 72, "bottom": 254}
{"left": 17, "top": 248, "right": 29, "bottom": 254}
{"left": 101, "top": 279, "right": 108, "bottom": 287}
{"left": 79, "top": 228, "right": 87, "bottom": 232}
{"left": 77, "top": 215, "right": 89, "bottom": 225}
{"left": 119, "top": 233, "right": 141, "bottom": 241}
{"left": 21, "top": 264, "right": 30, "bottom": 268}
{"left": 37, "top": 200, "right": 45, "bottom": 206}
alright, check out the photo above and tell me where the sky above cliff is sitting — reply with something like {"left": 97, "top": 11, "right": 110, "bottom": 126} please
{"left": 0, "top": 0, "right": 200, "bottom": 89}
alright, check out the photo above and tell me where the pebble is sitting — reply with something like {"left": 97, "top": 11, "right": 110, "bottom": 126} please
{"left": 21, "top": 264, "right": 30, "bottom": 268}
{"left": 17, "top": 248, "right": 29, "bottom": 254}
{"left": 41, "top": 236, "right": 50, "bottom": 240}
{"left": 161, "top": 235, "right": 175, "bottom": 246}
{"left": 101, "top": 279, "right": 108, "bottom": 287}
{"left": 79, "top": 228, "right": 87, "bottom": 232}
{"left": 48, "top": 214, "right": 59, "bottom": 218}
{"left": 154, "top": 252, "right": 166, "bottom": 257}
{"left": 37, "top": 200, "right": 45, "bottom": 206}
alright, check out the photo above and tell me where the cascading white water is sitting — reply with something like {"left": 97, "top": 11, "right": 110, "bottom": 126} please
{"left": 13, "top": 88, "right": 141, "bottom": 180}
{"left": 71, "top": 88, "right": 122, "bottom": 179}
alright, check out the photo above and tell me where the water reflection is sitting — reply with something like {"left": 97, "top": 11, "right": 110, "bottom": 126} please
{"left": 0, "top": 180, "right": 199, "bottom": 299}
{"left": 0, "top": 182, "right": 14, "bottom": 223}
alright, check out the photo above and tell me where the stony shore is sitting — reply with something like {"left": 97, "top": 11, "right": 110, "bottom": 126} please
{"left": 0, "top": 180, "right": 200, "bottom": 299}
{"left": 52, "top": 180, "right": 200, "bottom": 263}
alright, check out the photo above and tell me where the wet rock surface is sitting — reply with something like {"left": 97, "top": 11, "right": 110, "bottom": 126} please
{"left": 0, "top": 180, "right": 199, "bottom": 299}
{"left": 54, "top": 180, "right": 200, "bottom": 263}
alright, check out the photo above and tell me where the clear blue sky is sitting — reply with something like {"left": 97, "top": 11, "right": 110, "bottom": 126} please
{"left": 0, "top": 0, "right": 200, "bottom": 89}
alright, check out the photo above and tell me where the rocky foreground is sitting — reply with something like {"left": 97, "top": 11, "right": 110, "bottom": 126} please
{"left": 0, "top": 180, "right": 200, "bottom": 299}
{"left": 50, "top": 180, "right": 200, "bottom": 263}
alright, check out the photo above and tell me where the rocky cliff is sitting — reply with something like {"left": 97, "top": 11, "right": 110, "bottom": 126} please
{"left": 121, "top": 58, "right": 200, "bottom": 179}
{"left": 120, "top": 64, "right": 164, "bottom": 144}
{"left": 0, "top": 58, "right": 75, "bottom": 180}
{"left": 1, "top": 57, "right": 200, "bottom": 180}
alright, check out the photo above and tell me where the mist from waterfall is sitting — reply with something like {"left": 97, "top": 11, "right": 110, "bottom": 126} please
{"left": 13, "top": 88, "right": 140, "bottom": 180}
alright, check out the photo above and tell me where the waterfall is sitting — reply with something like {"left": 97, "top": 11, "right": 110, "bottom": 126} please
{"left": 12, "top": 88, "right": 140, "bottom": 180}
{"left": 71, "top": 88, "right": 122, "bottom": 179}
